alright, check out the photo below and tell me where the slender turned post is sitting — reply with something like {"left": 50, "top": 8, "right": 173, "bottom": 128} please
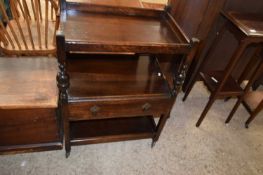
{"left": 56, "top": 30, "right": 68, "bottom": 99}
{"left": 56, "top": 31, "right": 70, "bottom": 157}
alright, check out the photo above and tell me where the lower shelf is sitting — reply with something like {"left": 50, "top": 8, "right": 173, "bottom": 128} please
{"left": 200, "top": 71, "right": 243, "bottom": 97}
{"left": 70, "top": 116, "right": 156, "bottom": 145}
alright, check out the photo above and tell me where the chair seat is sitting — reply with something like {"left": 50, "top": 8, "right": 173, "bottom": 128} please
{"left": 0, "top": 57, "right": 58, "bottom": 109}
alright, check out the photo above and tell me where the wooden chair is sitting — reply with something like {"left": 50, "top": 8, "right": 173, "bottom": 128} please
{"left": 0, "top": 0, "right": 59, "bottom": 56}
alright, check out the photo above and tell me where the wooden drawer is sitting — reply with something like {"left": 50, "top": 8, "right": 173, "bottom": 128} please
{"left": 0, "top": 108, "right": 62, "bottom": 154}
{"left": 0, "top": 108, "right": 56, "bottom": 126}
{"left": 68, "top": 98, "right": 173, "bottom": 121}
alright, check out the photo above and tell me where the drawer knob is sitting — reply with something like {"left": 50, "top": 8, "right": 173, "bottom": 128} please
{"left": 90, "top": 105, "right": 100, "bottom": 115}
{"left": 142, "top": 103, "right": 151, "bottom": 111}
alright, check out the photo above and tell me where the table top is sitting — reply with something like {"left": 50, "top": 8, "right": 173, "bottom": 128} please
{"left": 66, "top": 54, "right": 171, "bottom": 101}
{"left": 0, "top": 58, "right": 58, "bottom": 109}
{"left": 224, "top": 11, "right": 263, "bottom": 37}
{"left": 62, "top": 2, "right": 190, "bottom": 54}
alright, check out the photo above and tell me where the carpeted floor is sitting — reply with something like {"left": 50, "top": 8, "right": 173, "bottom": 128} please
{"left": 0, "top": 82, "right": 262, "bottom": 175}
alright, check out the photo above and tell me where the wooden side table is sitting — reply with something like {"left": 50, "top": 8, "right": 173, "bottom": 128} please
{"left": 57, "top": 0, "right": 198, "bottom": 157}
{"left": 183, "top": 11, "right": 263, "bottom": 127}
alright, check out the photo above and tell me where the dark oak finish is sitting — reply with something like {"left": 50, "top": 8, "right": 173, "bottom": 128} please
{"left": 70, "top": 116, "right": 156, "bottom": 145}
{"left": 173, "top": 0, "right": 263, "bottom": 92}
{"left": 0, "top": 58, "right": 62, "bottom": 154}
{"left": 66, "top": 55, "right": 171, "bottom": 100}
{"left": 200, "top": 71, "right": 243, "bottom": 97}
{"left": 62, "top": 3, "right": 190, "bottom": 54}
{"left": 182, "top": 11, "right": 263, "bottom": 127}
{"left": 63, "top": 54, "right": 174, "bottom": 157}
{"left": 57, "top": 0, "right": 197, "bottom": 157}
{"left": 0, "top": 58, "right": 58, "bottom": 109}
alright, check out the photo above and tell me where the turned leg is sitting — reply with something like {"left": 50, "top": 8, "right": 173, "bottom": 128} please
{"left": 225, "top": 97, "right": 242, "bottom": 124}
{"left": 196, "top": 96, "right": 216, "bottom": 127}
{"left": 64, "top": 110, "right": 71, "bottom": 158}
{"left": 245, "top": 101, "right": 263, "bottom": 128}
{"left": 152, "top": 114, "right": 169, "bottom": 147}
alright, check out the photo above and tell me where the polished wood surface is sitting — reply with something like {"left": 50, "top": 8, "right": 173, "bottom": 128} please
{"left": 177, "top": 0, "right": 263, "bottom": 92}
{"left": 200, "top": 71, "right": 243, "bottom": 97}
{"left": 0, "top": 58, "right": 62, "bottom": 154}
{"left": 202, "top": 0, "right": 263, "bottom": 77}
{"left": 224, "top": 12, "right": 263, "bottom": 37}
{"left": 0, "top": 58, "right": 58, "bottom": 109}
{"left": 0, "top": 108, "right": 62, "bottom": 154}
{"left": 62, "top": 4, "right": 190, "bottom": 53}
{"left": 67, "top": 54, "right": 171, "bottom": 100}
{"left": 68, "top": 98, "right": 172, "bottom": 121}
{"left": 64, "top": 54, "right": 173, "bottom": 151}
{"left": 183, "top": 10, "right": 263, "bottom": 127}
{"left": 170, "top": 0, "right": 227, "bottom": 39}
{"left": 57, "top": 0, "right": 195, "bottom": 157}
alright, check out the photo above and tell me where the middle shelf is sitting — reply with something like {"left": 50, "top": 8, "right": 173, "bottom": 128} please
{"left": 66, "top": 54, "right": 173, "bottom": 102}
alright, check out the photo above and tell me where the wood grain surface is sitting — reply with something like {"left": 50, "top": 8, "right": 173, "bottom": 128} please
{"left": 0, "top": 58, "right": 58, "bottom": 109}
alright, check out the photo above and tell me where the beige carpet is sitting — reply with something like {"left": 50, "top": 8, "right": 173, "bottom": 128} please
{"left": 0, "top": 82, "right": 263, "bottom": 175}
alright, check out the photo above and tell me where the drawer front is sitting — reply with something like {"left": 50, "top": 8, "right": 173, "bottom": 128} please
{"left": 68, "top": 98, "right": 173, "bottom": 120}
{"left": 0, "top": 108, "right": 56, "bottom": 126}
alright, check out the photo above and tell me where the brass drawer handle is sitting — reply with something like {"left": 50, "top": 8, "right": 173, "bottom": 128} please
{"left": 142, "top": 103, "right": 151, "bottom": 111}
{"left": 90, "top": 105, "right": 100, "bottom": 116}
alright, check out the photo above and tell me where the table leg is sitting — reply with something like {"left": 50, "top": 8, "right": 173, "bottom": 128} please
{"left": 152, "top": 114, "right": 169, "bottom": 147}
